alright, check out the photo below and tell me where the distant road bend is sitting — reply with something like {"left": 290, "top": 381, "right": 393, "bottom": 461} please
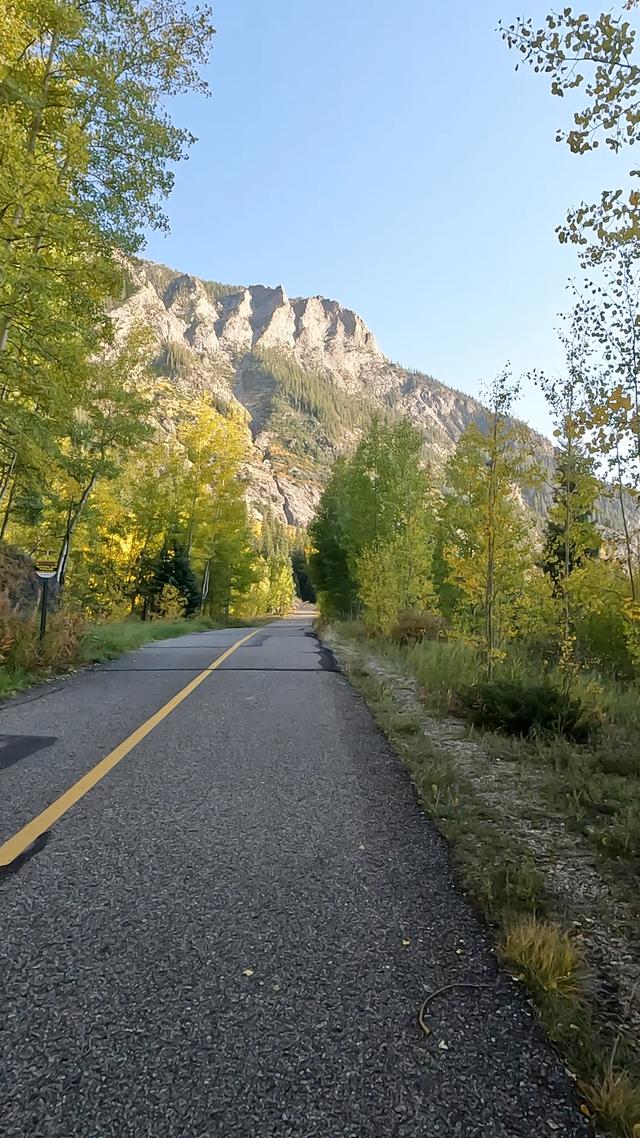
{"left": 0, "top": 616, "right": 587, "bottom": 1136}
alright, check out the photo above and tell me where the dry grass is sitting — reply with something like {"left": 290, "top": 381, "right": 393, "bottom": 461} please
{"left": 0, "top": 595, "right": 85, "bottom": 686}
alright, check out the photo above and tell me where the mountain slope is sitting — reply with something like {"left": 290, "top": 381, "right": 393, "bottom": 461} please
{"left": 111, "top": 260, "right": 565, "bottom": 528}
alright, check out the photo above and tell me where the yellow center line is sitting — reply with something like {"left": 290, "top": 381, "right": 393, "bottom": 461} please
{"left": 0, "top": 628, "right": 259, "bottom": 868}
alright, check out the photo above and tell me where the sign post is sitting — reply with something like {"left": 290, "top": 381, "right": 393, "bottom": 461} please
{"left": 35, "top": 564, "right": 57, "bottom": 641}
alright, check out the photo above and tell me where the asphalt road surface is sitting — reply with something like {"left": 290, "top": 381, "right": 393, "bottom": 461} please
{"left": 0, "top": 617, "right": 588, "bottom": 1137}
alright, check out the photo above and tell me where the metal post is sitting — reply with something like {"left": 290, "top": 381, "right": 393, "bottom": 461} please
{"left": 39, "top": 577, "right": 48, "bottom": 641}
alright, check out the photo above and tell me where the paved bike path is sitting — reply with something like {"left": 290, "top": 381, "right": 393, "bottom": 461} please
{"left": 0, "top": 618, "right": 587, "bottom": 1136}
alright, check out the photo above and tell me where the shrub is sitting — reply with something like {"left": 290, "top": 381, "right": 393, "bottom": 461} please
{"left": 391, "top": 611, "right": 449, "bottom": 645}
{"left": 577, "top": 610, "right": 634, "bottom": 678}
{"left": 462, "top": 678, "right": 601, "bottom": 743}
{"left": 501, "top": 916, "right": 585, "bottom": 998}
{"left": 0, "top": 595, "right": 84, "bottom": 675}
{"left": 38, "top": 611, "right": 84, "bottom": 669}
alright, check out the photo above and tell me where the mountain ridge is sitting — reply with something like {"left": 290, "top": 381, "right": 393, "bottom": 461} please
{"left": 111, "top": 259, "right": 569, "bottom": 529}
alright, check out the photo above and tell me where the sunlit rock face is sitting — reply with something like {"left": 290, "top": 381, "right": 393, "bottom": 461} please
{"left": 111, "top": 259, "right": 556, "bottom": 528}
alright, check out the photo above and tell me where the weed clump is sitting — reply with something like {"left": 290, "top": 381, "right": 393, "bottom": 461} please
{"left": 502, "top": 915, "right": 585, "bottom": 998}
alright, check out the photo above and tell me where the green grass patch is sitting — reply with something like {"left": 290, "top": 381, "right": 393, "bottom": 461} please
{"left": 538, "top": 743, "right": 640, "bottom": 883}
{"left": 332, "top": 619, "right": 478, "bottom": 713}
{"left": 79, "top": 616, "right": 223, "bottom": 664}
{"left": 0, "top": 665, "right": 38, "bottom": 700}
{"left": 80, "top": 612, "right": 272, "bottom": 664}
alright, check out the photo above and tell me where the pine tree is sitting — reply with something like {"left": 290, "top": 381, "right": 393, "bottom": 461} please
{"left": 291, "top": 542, "right": 315, "bottom": 602}
{"left": 535, "top": 326, "right": 605, "bottom": 680}
{"left": 138, "top": 543, "right": 201, "bottom": 617}
{"left": 542, "top": 448, "right": 601, "bottom": 588}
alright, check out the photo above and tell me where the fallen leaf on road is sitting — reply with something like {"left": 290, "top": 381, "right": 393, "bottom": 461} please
{"left": 243, "top": 968, "right": 254, "bottom": 977}
{"left": 438, "top": 1040, "right": 449, "bottom": 1050}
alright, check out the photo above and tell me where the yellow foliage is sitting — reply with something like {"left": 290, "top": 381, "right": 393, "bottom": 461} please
{"left": 440, "top": 415, "right": 537, "bottom": 667}
{"left": 358, "top": 528, "right": 435, "bottom": 635}
{"left": 233, "top": 558, "right": 271, "bottom": 618}
{"left": 517, "top": 569, "right": 561, "bottom": 644}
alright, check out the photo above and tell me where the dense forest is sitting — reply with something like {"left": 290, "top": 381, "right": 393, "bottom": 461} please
{"left": 311, "top": 390, "right": 635, "bottom": 685}
{"left": 241, "top": 347, "right": 388, "bottom": 478}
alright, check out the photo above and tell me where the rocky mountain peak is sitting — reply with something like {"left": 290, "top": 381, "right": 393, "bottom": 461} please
{"left": 125, "top": 260, "right": 383, "bottom": 376}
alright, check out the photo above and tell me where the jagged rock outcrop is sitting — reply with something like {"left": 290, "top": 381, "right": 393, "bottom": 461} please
{"left": 111, "top": 259, "right": 557, "bottom": 528}
{"left": 0, "top": 545, "right": 43, "bottom": 615}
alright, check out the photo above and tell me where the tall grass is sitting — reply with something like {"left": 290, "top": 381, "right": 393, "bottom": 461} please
{"left": 340, "top": 619, "right": 640, "bottom": 738}
{"left": 403, "top": 638, "right": 478, "bottom": 712}
{"left": 333, "top": 620, "right": 479, "bottom": 713}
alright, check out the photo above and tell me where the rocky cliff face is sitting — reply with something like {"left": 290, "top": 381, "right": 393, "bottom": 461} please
{"left": 111, "top": 259, "right": 555, "bottom": 528}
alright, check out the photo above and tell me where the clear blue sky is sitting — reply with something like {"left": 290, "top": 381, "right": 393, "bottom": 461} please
{"left": 143, "top": 0, "right": 632, "bottom": 436}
